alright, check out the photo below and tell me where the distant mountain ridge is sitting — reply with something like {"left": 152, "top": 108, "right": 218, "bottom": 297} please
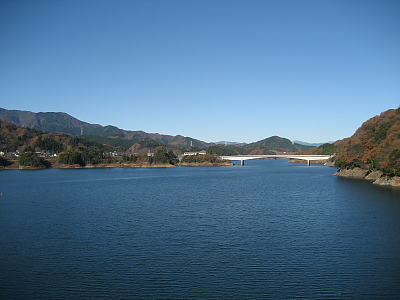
{"left": 294, "top": 140, "right": 334, "bottom": 147}
{"left": 0, "top": 108, "right": 210, "bottom": 148}
{"left": 0, "top": 109, "right": 97, "bottom": 134}
{"left": 214, "top": 141, "right": 246, "bottom": 146}
{"left": 0, "top": 108, "right": 317, "bottom": 153}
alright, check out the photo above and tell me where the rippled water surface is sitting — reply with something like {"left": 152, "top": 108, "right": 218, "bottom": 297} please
{"left": 1, "top": 160, "right": 400, "bottom": 299}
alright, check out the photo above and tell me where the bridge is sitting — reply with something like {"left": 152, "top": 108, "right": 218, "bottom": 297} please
{"left": 220, "top": 154, "right": 333, "bottom": 166}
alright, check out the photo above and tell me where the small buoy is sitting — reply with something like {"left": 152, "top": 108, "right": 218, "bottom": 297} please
{"left": 0, "top": 193, "right": 3, "bottom": 196}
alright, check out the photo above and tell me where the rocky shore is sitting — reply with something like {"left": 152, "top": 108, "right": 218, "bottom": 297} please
{"left": 334, "top": 167, "right": 400, "bottom": 187}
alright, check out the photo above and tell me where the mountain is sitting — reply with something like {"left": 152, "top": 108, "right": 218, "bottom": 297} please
{"left": 0, "top": 108, "right": 317, "bottom": 154}
{"left": 294, "top": 140, "right": 334, "bottom": 147}
{"left": 0, "top": 108, "right": 99, "bottom": 135}
{"left": 0, "top": 108, "right": 211, "bottom": 148}
{"left": 0, "top": 108, "right": 125, "bottom": 136}
{"left": 207, "top": 136, "right": 317, "bottom": 155}
{"left": 0, "top": 120, "right": 180, "bottom": 168}
{"left": 300, "top": 139, "right": 347, "bottom": 155}
{"left": 333, "top": 108, "right": 400, "bottom": 176}
{"left": 0, "top": 119, "right": 114, "bottom": 156}
{"left": 248, "top": 136, "right": 315, "bottom": 153}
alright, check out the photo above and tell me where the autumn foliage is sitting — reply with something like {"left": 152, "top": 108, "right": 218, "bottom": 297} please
{"left": 334, "top": 108, "right": 400, "bottom": 176}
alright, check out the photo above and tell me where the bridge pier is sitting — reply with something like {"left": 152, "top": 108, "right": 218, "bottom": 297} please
{"left": 241, "top": 160, "right": 244, "bottom": 166}
{"left": 307, "top": 160, "right": 310, "bottom": 166}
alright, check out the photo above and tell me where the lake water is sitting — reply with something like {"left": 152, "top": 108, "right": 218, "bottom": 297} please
{"left": 1, "top": 160, "right": 400, "bottom": 299}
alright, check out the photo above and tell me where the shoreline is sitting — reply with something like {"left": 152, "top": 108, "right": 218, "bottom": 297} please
{"left": 4, "top": 162, "right": 400, "bottom": 187}
{"left": 1, "top": 161, "right": 233, "bottom": 170}
{"left": 179, "top": 162, "right": 233, "bottom": 167}
{"left": 334, "top": 167, "right": 400, "bottom": 187}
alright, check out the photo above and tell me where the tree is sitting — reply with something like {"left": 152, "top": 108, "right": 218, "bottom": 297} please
{"left": 122, "top": 154, "right": 138, "bottom": 163}
{"left": 18, "top": 152, "right": 51, "bottom": 168}
{"left": 58, "top": 152, "right": 85, "bottom": 166}
{"left": 154, "top": 149, "right": 168, "bottom": 164}
{"left": 167, "top": 150, "right": 177, "bottom": 165}
{"left": 35, "top": 137, "right": 64, "bottom": 153}
{"left": 0, "top": 156, "right": 12, "bottom": 168}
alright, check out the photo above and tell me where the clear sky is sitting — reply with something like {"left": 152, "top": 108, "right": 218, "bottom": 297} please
{"left": 1, "top": 0, "right": 399, "bottom": 143}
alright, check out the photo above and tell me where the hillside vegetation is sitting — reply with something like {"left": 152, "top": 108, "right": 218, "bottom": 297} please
{"left": 0, "top": 120, "right": 119, "bottom": 167}
{"left": 334, "top": 108, "right": 400, "bottom": 176}
{"left": 249, "top": 136, "right": 314, "bottom": 153}
{"left": 0, "top": 108, "right": 210, "bottom": 148}
{"left": 0, "top": 108, "right": 320, "bottom": 155}
{"left": 206, "top": 144, "right": 275, "bottom": 155}
{"left": 5, "top": 107, "right": 399, "bottom": 175}
{"left": 0, "top": 120, "right": 174, "bottom": 168}
{"left": 0, "top": 120, "right": 114, "bottom": 154}
{"left": 0, "top": 120, "right": 211, "bottom": 168}
{"left": 301, "top": 139, "right": 348, "bottom": 155}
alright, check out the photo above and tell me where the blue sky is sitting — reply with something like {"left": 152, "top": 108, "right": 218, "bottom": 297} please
{"left": 1, "top": 0, "right": 399, "bottom": 143}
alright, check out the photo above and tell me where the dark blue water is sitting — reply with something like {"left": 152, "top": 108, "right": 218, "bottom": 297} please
{"left": 1, "top": 160, "right": 400, "bottom": 299}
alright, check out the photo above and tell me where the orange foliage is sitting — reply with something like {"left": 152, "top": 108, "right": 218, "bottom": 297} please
{"left": 335, "top": 108, "right": 400, "bottom": 175}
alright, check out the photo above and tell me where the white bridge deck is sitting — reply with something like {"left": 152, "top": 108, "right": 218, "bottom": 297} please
{"left": 220, "top": 154, "right": 332, "bottom": 166}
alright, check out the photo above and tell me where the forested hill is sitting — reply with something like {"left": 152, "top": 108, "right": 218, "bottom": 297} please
{"left": 300, "top": 139, "right": 348, "bottom": 155}
{"left": 0, "top": 108, "right": 316, "bottom": 153}
{"left": 334, "top": 108, "right": 400, "bottom": 176}
{"left": 248, "top": 136, "right": 314, "bottom": 153}
{"left": 0, "top": 108, "right": 318, "bottom": 155}
{"left": 0, "top": 120, "right": 181, "bottom": 168}
{"left": 0, "top": 108, "right": 98, "bottom": 135}
{"left": 0, "top": 120, "right": 115, "bottom": 154}
{"left": 0, "top": 108, "right": 210, "bottom": 148}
